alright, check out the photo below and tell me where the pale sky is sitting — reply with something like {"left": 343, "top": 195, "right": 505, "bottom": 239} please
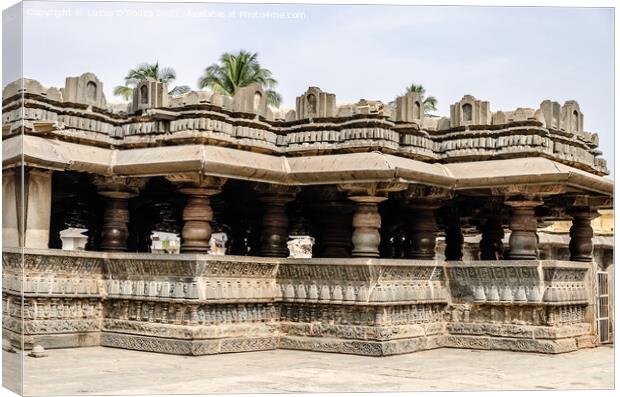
{"left": 6, "top": 1, "right": 615, "bottom": 174}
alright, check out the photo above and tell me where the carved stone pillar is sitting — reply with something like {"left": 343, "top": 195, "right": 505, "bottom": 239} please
{"left": 505, "top": 198, "right": 543, "bottom": 260}
{"left": 478, "top": 199, "right": 506, "bottom": 260}
{"left": 339, "top": 182, "right": 407, "bottom": 258}
{"left": 255, "top": 185, "right": 299, "bottom": 257}
{"left": 3, "top": 167, "right": 53, "bottom": 249}
{"left": 442, "top": 206, "right": 464, "bottom": 261}
{"left": 494, "top": 185, "right": 566, "bottom": 261}
{"left": 407, "top": 203, "right": 440, "bottom": 260}
{"left": 562, "top": 195, "right": 612, "bottom": 262}
{"left": 479, "top": 215, "right": 505, "bottom": 260}
{"left": 310, "top": 187, "right": 354, "bottom": 258}
{"left": 349, "top": 196, "right": 386, "bottom": 258}
{"left": 400, "top": 185, "right": 452, "bottom": 260}
{"left": 94, "top": 176, "right": 145, "bottom": 252}
{"left": 167, "top": 174, "right": 226, "bottom": 253}
{"left": 568, "top": 207, "right": 597, "bottom": 262}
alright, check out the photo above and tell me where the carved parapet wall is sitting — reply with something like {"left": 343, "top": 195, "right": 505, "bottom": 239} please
{"left": 2, "top": 250, "right": 106, "bottom": 350}
{"left": 2, "top": 75, "right": 608, "bottom": 175}
{"left": 2, "top": 250, "right": 600, "bottom": 356}
{"left": 101, "top": 254, "right": 280, "bottom": 355}
{"left": 276, "top": 259, "right": 448, "bottom": 356}
{"left": 443, "top": 261, "right": 595, "bottom": 353}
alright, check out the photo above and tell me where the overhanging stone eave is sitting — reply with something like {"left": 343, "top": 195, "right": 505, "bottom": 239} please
{"left": 3, "top": 134, "right": 113, "bottom": 174}
{"left": 446, "top": 157, "right": 613, "bottom": 197}
{"left": 6, "top": 136, "right": 613, "bottom": 196}
{"left": 286, "top": 152, "right": 454, "bottom": 187}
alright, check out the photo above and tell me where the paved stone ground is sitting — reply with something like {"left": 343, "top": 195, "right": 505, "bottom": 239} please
{"left": 2, "top": 346, "right": 614, "bottom": 395}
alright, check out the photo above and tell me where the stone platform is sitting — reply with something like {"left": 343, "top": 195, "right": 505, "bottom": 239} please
{"left": 2, "top": 249, "right": 598, "bottom": 357}
{"left": 3, "top": 346, "right": 614, "bottom": 395}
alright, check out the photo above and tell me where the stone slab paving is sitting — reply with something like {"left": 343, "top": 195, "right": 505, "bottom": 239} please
{"left": 2, "top": 346, "right": 614, "bottom": 395}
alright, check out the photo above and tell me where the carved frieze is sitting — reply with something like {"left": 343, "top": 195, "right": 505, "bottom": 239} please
{"left": 3, "top": 251, "right": 599, "bottom": 356}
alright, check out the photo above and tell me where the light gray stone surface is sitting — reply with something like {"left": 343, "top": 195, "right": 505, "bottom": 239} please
{"left": 2, "top": 75, "right": 609, "bottom": 175}
{"left": 3, "top": 135, "right": 613, "bottom": 197}
{"left": 3, "top": 249, "right": 598, "bottom": 357}
{"left": 3, "top": 346, "right": 613, "bottom": 394}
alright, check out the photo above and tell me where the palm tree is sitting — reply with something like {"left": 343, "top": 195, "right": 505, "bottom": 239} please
{"left": 404, "top": 84, "right": 438, "bottom": 114}
{"left": 198, "top": 50, "right": 282, "bottom": 107}
{"left": 113, "top": 62, "right": 191, "bottom": 100}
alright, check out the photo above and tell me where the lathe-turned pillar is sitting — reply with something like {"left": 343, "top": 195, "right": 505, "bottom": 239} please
{"left": 94, "top": 176, "right": 145, "bottom": 252}
{"left": 339, "top": 182, "right": 407, "bottom": 258}
{"left": 310, "top": 186, "right": 354, "bottom": 258}
{"left": 441, "top": 204, "right": 464, "bottom": 261}
{"left": 568, "top": 207, "right": 597, "bottom": 262}
{"left": 407, "top": 203, "right": 439, "bottom": 260}
{"left": 167, "top": 174, "right": 226, "bottom": 253}
{"left": 494, "top": 185, "right": 565, "bottom": 260}
{"left": 505, "top": 198, "right": 542, "bottom": 260}
{"left": 478, "top": 198, "right": 506, "bottom": 260}
{"left": 400, "top": 185, "right": 452, "bottom": 260}
{"left": 565, "top": 195, "right": 610, "bottom": 262}
{"left": 255, "top": 184, "right": 300, "bottom": 257}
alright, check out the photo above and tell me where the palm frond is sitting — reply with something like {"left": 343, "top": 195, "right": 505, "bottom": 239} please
{"left": 113, "top": 85, "right": 133, "bottom": 101}
{"left": 401, "top": 83, "right": 437, "bottom": 115}
{"left": 266, "top": 90, "right": 282, "bottom": 107}
{"left": 168, "top": 85, "right": 191, "bottom": 96}
{"left": 423, "top": 96, "right": 438, "bottom": 112}
{"left": 198, "top": 50, "right": 282, "bottom": 108}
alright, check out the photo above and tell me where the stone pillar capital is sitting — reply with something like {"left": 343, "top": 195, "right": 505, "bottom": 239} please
{"left": 338, "top": 182, "right": 408, "bottom": 198}
{"left": 348, "top": 195, "right": 388, "bottom": 205}
{"left": 92, "top": 175, "right": 146, "bottom": 198}
{"left": 504, "top": 197, "right": 544, "bottom": 208}
{"left": 492, "top": 183, "right": 566, "bottom": 201}
{"left": 399, "top": 184, "right": 453, "bottom": 205}
{"left": 166, "top": 173, "right": 227, "bottom": 192}
{"left": 563, "top": 194, "right": 611, "bottom": 211}
{"left": 253, "top": 184, "right": 300, "bottom": 203}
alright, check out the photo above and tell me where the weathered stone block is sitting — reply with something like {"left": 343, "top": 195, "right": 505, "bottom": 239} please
{"left": 62, "top": 72, "right": 106, "bottom": 108}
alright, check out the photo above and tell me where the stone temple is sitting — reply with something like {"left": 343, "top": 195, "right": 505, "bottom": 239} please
{"left": 1, "top": 73, "right": 614, "bottom": 358}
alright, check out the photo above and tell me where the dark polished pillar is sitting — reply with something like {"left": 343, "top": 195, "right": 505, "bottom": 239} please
{"left": 310, "top": 187, "right": 354, "bottom": 258}
{"left": 407, "top": 203, "right": 439, "bottom": 260}
{"left": 568, "top": 207, "right": 598, "bottom": 262}
{"left": 505, "top": 198, "right": 543, "bottom": 260}
{"left": 94, "top": 176, "right": 144, "bottom": 252}
{"left": 256, "top": 185, "right": 299, "bottom": 257}
{"left": 479, "top": 215, "right": 505, "bottom": 260}
{"left": 442, "top": 206, "right": 464, "bottom": 261}
{"left": 399, "top": 185, "right": 452, "bottom": 261}
{"left": 101, "top": 196, "right": 131, "bottom": 252}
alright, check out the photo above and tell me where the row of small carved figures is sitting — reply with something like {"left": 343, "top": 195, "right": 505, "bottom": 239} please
{"left": 466, "top": 284, "right": 588, "bottom": 303}
{"left": 3, "top": 297, "right": 102, "bottom": 319}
